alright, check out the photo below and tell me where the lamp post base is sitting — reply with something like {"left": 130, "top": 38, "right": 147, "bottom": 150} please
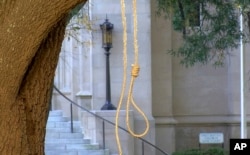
{"left": 101, "top": 102, "right": 116, "bottom": 110}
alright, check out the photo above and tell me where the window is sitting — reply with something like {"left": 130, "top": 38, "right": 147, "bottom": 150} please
{"left": 188, "top": 2, "right": 201, "bottom": 27}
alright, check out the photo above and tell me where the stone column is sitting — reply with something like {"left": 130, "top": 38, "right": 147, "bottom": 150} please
{"left": 76, "top": 27, "right": 93, "bottom": 118}
{"left": 151, "top": 1, "right": 176, "bottom": 154}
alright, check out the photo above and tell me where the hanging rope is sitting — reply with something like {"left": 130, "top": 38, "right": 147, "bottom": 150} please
{"left": 115, "top": 0, "right": 127, "bottom": 153}
{"left": 115, "top": 0, "right": 150, "bottom": 154}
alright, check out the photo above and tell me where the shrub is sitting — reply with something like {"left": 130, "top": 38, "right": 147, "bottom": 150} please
{"left": 172, "top": 147, "right": 229, "bottom": 155}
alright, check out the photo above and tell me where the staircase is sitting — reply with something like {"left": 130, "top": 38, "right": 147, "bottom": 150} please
{"left": 45, "top": 110, "right": 109, "bottom": 155}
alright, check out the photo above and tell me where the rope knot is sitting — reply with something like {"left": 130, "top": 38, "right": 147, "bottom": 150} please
{"left": 131, "top": 64, "right": 140, "bottom": 77}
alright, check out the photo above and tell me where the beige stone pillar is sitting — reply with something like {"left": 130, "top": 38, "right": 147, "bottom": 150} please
{"left": 151, "top": 1, "right": 176, "bottom": 154}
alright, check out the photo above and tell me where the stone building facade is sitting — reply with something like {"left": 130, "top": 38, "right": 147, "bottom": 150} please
{"left": 52, "top": 0, "right": 250, "bottom": 154}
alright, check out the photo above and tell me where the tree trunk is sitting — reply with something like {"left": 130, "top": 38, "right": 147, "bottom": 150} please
{"left": 0, "top": 0, "right": 86, "bottom": 154}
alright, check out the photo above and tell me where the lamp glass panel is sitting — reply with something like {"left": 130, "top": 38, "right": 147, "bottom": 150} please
{"left": 103, "top": 29, "right": 107, "bottom": 45}
{"left": 107, "top": 31, "right": 112, "bottom": 44}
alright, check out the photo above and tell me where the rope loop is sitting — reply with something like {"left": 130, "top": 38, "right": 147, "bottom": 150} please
{"left": 131, "top": 64, "right": 140, "bottom": 77}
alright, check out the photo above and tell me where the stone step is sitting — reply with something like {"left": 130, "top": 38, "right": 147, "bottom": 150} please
{"left": 78, "top": 149, "right": 110, "bottom": 155}
{"left": 66, "top": 143, "right": 100, "bottom": 150}
{"left": 45, "top": 110, "right": 108, "bottom": 155}
{"left": 45, "top": 138, "right": 91, "bottom": 144}
{"left": 46, "top": 121, "right": 81, "bottom": 128}
{"left": 45, "top": 150, "right": 77, "bottom": 155}
{"left": 45, "top": 149, "right": 109, "bottom": 155}
{"left": 45, "top": 143, "right": 100, "bottom": 150}
{"left": 45, "top": 132, "right": 84, "bottom": 139}
{"left": 46, "top": 127, "right": 82, "bottom": 133}
{"left": 48, "top": 110, "right": 63, "bottom": 117}
{"left": 47, "top": 116, "right": 69, "bottom": 122}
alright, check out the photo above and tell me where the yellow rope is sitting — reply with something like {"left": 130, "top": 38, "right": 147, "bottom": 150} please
{"left": 115, "top": 0, "right": 127, "bottom": 153}
{"left": 115, "top": 0, "right": 150, "bottom": 154}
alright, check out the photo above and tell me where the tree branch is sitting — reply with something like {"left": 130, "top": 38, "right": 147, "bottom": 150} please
{"left": 177, "top": 0, "right": 186, "bottom": 37}
{"left": 247, "top": 12, "right": 250, "bottom": 33}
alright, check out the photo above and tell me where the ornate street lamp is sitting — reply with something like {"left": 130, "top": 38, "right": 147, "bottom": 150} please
{"left": 100, "top": 17, "right": 116, "bottom": 110}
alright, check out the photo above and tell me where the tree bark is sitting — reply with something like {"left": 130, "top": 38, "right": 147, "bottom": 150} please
{"left": 0, "top": 0, "right": 86, "bottom": 154}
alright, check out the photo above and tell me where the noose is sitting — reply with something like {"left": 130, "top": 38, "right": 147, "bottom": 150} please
{"left": 115, "top": 0, "right": 150, "bottom": 154}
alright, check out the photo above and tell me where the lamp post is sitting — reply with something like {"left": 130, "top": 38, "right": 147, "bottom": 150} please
{"left": 100, "top": 17, "right": 116, "bottom": 110}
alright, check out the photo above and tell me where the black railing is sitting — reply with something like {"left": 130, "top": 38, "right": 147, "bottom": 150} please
{"left": 53, "top": 86, "right": 169, "bottom": 155}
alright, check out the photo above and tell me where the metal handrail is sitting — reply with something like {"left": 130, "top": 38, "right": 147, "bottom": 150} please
{"left": 53, "top": 86, "right": 169, "bottom": 155}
